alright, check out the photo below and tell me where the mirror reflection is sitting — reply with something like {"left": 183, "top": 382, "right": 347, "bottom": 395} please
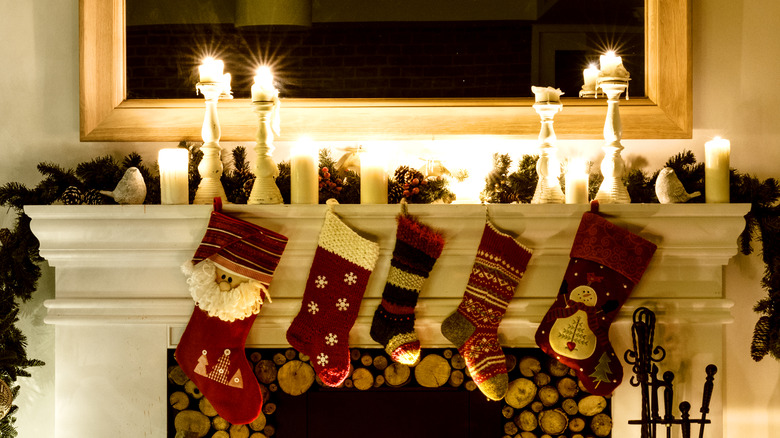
{"left": 126, "top": 0, "right": 644, "bottom": 99}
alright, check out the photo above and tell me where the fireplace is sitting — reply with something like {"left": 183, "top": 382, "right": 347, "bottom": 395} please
{"left": 29, "top": 203, "right": 748, "bottom": 437}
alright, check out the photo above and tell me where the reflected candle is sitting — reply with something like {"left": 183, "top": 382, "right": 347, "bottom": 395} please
{"left": 583, "top": 64, "right": 599, "bottom": 91}
{"left": 705, "top": 137, "right": 730, "bottom": 203}
{"left": 291, "top": 138, "right": 319, "bottom": 204}
{"left": 565, "top": 159, "right": 589, "bottom": 204}
{"left": 158, "top": 148, "right": 189, "bottom": 204}
{"left": 360, "top": 150, "right": 387, "bottom": 204}
{"left": 198, "top": 58, "right": 224, "bottom": 83}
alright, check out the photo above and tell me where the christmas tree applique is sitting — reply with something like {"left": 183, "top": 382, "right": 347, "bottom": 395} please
{"left": 589, "top": 352, "right": 613, "bottom": 388}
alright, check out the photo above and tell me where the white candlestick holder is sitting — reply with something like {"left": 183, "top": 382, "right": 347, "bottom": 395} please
{"left": 594, "top": 79, "right": 631, "bottom": 204}
{"left": 247, "top": 100, "right": 283, "bottom": 204}
{"left": 531, "top": 102, "right": 564, "bottom": 204}
{"left": 193, "top": 82, "right": 230, "bottom": 204}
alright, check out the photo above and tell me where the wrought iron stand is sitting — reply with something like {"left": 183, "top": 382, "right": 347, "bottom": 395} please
{"left": 624, "top": 307, "right": 717, "bottom": 438}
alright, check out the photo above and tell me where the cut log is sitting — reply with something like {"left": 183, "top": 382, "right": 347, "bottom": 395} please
{"left": 268, "top": 383, "right": 278, "bottom": 392}
{"left": 248, "top": 413, "right": 266, "bottom": 431}
{"left": 278, "top": 360, "right": 315, "bottom": 396}
{"left": 343, "top": 378, "right": 354, "bottom": 388}
{"left": 557, "top": 377, "right": 579, "bottom": 398}
{"left": 250, "top": 434, "right": 268, "bottom": 438}
{"left": 505, "top": 354, "right": 517, "bottom": 373}
{"left": 272, "top": 353, "right": 287, "bottom": 366}
{"left": 519, "top": 432, "right": 538, "bottom": 438}
{"left": 169, "top": 391, "right": 189, "bottom": 410}
{"left": 561, "top": 398, "right": 579, "bottom": 416}
{"left": 350, "top": 349, "right": 361, "bottom": 361}
{"left": 515, "top": 410, "right": 538, "bottom": 432}
{"left": 174, "top": 410, "right": 210, "bottom": 437}
{"left": 464, "top": 380, "right": 478, "bottom": 391}
{"left": 360, "top": 354, "right": 373, "bottom": 367}
{"left": 414, "top": 354, "right": 451, "bottom": 388}
{"left": 213, "top": 431, "right": 229, "bottom": 438}
{"left": 250, "top": 352, "right": 262, "bottom": 363}
{"left": 548, "top": 358, "right": 570, "bottom": 377}
{"left": 374, "top": 375, "right": 385, "bottom": 387}
{"left": 184, "top": 380, "right": 203, "bottom": 399}
{"left": 198, "top": 397, "right": 218, "bottom": 417}
{"left": 519, "top": 356, "right": 542, "bottom": 377}
{"left": 571, "top": 434, "right": 584, "bottom": 438}
{"left": 578, "top": 395, "right": 607, "bottom": 416}
{"left": 531, "top": 401, "right": 544, "bottom": 413}
{"left": 538, "top": 385, "right": 560, "bottom": 407}
{"left": 448, "top": 370, "right": 465, "bottom": 388}
{"left": 591, "top": 412, "right": 612, "bottom": 437}
{"left": 504, "top": 378, "right": 537, "bottom": 409}
{"left": 533, "top": 372, "right": 551, "bottom": 387}
{"left": 213, "top": 416, "right": 230, "bottom": 431}
{"left": 258, "top": 384, "right": 269, "bottom": 404}
{"left": 504, "top": 421, "right": 518, "bottom": 435}
{"left": 284, "top": 348, "right": 297, "bottom": 361}
{"left": 501, "top": 405, "right": 514, "bottom": 419}
{"left": 254, "top": 360, "right": 277, "bottom": 385}
{"left": 450, "top": 353, "right": 466, "bottom": 370}
{"left": 373, "top": 355, "right": 388, "bottom": 371}
{"left": 263, "top": 424, "right": 276, "bottom": 437}
{"left": 443, "top": 349, "right": 453, "bottom": 359}
{"left": 568, "top": 416, "right": 586, "bottom": 433}
{"left": 168, "top": 366, "right": 189, "bottom": 386}
{"left": 352, "top": 367, "right": 374, "bottom": 391}
{"left": 384, "top": 363, "right": 411, "bottom": 387}
{"left": 229, "top": 424, "right": 250, "bottom": 438}
{"left": 262, "top": 402, "right": 276, "bottom": 415}
{"left": 538, "top": 409, "right": 568, "bottom": 435}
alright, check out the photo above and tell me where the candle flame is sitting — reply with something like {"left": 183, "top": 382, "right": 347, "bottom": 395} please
{"left": 255, "top": 66, "right": 274, "bottom": 86}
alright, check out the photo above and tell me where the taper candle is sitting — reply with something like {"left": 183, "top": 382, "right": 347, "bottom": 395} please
{"left": 158, "top": 148, "right": 189, "bottom": 204}
{"left": 583, "top": 64, "right": 599, "bottom": 91}
{"left": 291, "top": 138, "right": 319, "bottom": 204}
{"left": 251, "top": 66, "right": 277, "bottom": 102}
{"left": 565, "top": 159, "right": 589, "bottom": 204}
{"left": 704, "top": 137, "right": 730, "bottom": 203}
{"left": 360, "top": 149, "right": 387, "bottom": 204}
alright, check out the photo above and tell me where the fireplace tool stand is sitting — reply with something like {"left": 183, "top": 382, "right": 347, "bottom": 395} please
{"left": 624, "top": 307, "right": 717, "bottom": 438}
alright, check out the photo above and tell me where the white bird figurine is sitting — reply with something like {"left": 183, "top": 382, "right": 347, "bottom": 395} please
{"left": 655, "top": 167, "right": 700, "bottom": 203}
{"left": 100, "top": 167, "right": 147, "bottom": 204}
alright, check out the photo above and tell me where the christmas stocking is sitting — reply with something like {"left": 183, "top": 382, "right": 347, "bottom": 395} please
{"left": 535, "top": 201, "right": 656, "bottom": 396}
{"left": 370, "top": 214, "right": 445, "bottom": 365}
{"left": 441, "top": 221, "right": 533, "bottom": 400}
{"left": 286, "top": 206, "right": 380, "bottom": 386}
{"left": 175, "top": 201, "right": 288, "bottom": 424}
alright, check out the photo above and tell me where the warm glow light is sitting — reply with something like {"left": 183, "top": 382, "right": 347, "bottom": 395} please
{"left": 198, "top": 57, "right": 224, "bottom": 83}
{"left": 251, "top": 66, "right": 277, "bottom": 101}
{"left": 254, "top": 66, "right": 273, "bottom": 87}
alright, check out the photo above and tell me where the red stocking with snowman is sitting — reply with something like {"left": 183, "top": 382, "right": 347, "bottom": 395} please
{"left": 535, "top": 201, "right": 656, "bottom": 396}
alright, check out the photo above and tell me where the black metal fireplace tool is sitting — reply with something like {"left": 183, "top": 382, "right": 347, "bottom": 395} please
{"left": 624, "top": 307, "right": 717, "bottom": 438}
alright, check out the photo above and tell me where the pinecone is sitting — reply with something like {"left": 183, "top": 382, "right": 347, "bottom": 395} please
{"left": 393, "top": 166, "right": 427, "bottom": 202}
{"left": 751, "top": 316, "right": 771, "bottom": 361}
{"left": 82, "top": 189, "right": 105, "bottom": 205}
{"left": 388, "top": 182, "right": 405, "bottom": 204}
{"left": 59, "top": 186, "right": 83, "bottom": 205}
{"left": 239, "top": 179, "right": 255, "bottom": 203}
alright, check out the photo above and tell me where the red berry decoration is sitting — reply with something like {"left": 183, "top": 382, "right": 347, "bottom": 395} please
{"left": 403, "top": 190, "right": 411, "bottom": 197}
{"left": 412, "top": 178, "right": 420, "bottom": 185}
{"left": 412, "top": 187, "right": 420, "bottom": 195}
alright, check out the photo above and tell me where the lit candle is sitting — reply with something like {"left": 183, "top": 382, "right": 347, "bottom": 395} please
{"left": 291, "top": 138, "right": 319, "bottom": 204}
{"left": 599, "top": 51, "right": 624, "bottom": 77}
{"left": 532, "top": 86, "right": 563, "bottom": 103}
{"left": 565, "top": 159, "right": 589, "bottom": 204}
{"left": 360, "top": 149, "right": 388, "bottom": 204}
{"left": 158, "top": 148, "right": 189, "bottom": 204}
{"left": 198, "top": 57, "right": 224, "bottom": 83}
{"left": 583, "top": 64, "right": 599, "bottom": 91}
{"left": 704, "top": 137, "right": 730, "bottom": 203}
{"left": 251, "top": 66, "right": 278, "bottom": 102}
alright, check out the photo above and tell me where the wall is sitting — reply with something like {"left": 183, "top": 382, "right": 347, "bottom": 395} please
{"left": 0, "top": 0, "right": 778, "bottom": 436}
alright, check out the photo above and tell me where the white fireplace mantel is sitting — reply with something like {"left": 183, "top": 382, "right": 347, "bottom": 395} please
{"left": 27, "top": 203, "right": 750, "bottom": 438}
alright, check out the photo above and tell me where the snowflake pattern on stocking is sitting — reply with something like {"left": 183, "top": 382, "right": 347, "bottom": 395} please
{"left": 344, "top": 272, "right": 357, "bottom": 285}
{"left": 325, "top": 333, "right": 338, "bottom": 346}
{"left": 315, "top": 275, "right": 328, "bottom": 288}
{"left": 336, "top": 298, "right": 349, "bottom": 311}
{"left": 317, "top": 353, "right": 329, "bottom": 366}
{"left": 307, "top": 301, "right": 319, "bottom": 314}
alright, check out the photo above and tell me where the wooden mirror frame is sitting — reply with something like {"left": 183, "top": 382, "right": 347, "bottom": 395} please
{"left": 80, "top": 0, "right": 691, "bottom": 142}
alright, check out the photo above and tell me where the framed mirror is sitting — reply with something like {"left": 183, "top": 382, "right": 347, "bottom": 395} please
{"left": 80, "top": 0, "right": 690, "bottom": 142}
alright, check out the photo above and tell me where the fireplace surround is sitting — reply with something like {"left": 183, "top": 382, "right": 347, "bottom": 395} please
{"left": 28, "top": 203, "right": 748, "bottom": 437}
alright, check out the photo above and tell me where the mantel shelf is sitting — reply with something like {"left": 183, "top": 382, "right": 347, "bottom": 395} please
{"left": 28, "top": 203, "right": 749, "bottom": 348}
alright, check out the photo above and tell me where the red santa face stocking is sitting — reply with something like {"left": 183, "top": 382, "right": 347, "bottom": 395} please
{"left": 286, "top": 208, "right": 380, "bottom": 386}
{"left": 175, "top": 204, "right": 287, "bottom": 424}
{"left": 441, "top": 221, "right": 533, "bottom": 400}
{"left": 535, "top": 201, "right": 656, "bottom": 396}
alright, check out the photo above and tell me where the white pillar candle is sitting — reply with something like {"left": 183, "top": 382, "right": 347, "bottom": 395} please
{"left": 704, "top": 137, "right": 730, "bottom": 203}
{"left": 583, "top": 64, "right": 599, "bottom": 91}
{"left": 251, "top": 66, "right": 277, "bottom": 102}
{"left": 360, "top": 150, "right": 387, "bottom": 204}
{"left": 290, "top": 138, "right": 319, "bottom": 204}
{"left": 565, "top": 159, "right": 589, "bottom": 204}
{"left": 158, "top": 148, "right": 189, "bottom": 205}
{"left": 599, "top": 51, "right": 623, "bottom": 77}
{"left": 198, "top": 57, "right": 224, "bottom": 83}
